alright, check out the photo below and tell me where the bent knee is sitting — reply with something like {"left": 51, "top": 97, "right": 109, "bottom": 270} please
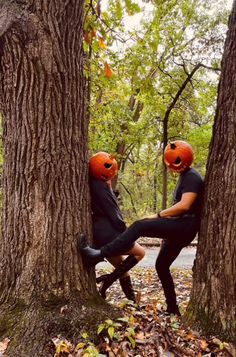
{"left": 136, "top": 251, "right": 145, "bottom": 261}
{"left": 133, "top": 243, "right": 145, "bottom": 261}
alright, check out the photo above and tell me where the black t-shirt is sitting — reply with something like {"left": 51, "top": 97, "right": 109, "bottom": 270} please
{"left": 172, "top": 167, "right": 204, "bottom": 217}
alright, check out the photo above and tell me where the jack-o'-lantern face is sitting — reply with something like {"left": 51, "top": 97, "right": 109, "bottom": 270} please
{"left": 89, "top": 152, "right": 118, "bottom": 181}
{"left": 164, "top": 141, "right": 194, "bottom": 173}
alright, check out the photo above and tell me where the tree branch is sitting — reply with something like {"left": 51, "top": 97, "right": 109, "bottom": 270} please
{"left": 119, "top": 182, "right": 138, "bottom": 216}
{"left": 199, "top": 63, "right": 221, "bottom": 72}
{"left": 163, "top": 63, "right": 202, "bottom": 126}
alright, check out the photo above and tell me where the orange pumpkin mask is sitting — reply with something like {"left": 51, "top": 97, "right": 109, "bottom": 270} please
{"left": 89, "top": 152, "right": 118, "bottom": 181}
{"left": 164, "top": 140, "right": 194, "bottom": 173}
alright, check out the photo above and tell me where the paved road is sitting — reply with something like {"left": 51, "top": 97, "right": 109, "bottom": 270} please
{"left": 97, "top": 246, "right": 196, "bottom": 269}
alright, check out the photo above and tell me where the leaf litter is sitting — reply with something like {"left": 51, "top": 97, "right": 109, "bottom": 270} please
{"left": 1, "top": 268, "right": 235, "bottom": 357}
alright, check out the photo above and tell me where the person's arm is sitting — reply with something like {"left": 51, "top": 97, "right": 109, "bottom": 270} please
{"left": 159, "top": 192, "right": 198, "bottom": 217}
{"left": 145, "top": 192, "right": 198, "bottom": 219}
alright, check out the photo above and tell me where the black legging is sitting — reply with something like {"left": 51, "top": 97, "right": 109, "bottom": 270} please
{"left": 101, "top": 216, "right": 199, "bottom": 309}
{"left": 155, "top": 239, "right": 184, "bottom": 309}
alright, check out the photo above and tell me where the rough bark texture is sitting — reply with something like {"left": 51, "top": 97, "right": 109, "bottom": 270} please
{"left": 189, "top": 1, "right": 236, "bottom": 345}
{"left": 0, "top": 1, "right": 108, "bottom": 355}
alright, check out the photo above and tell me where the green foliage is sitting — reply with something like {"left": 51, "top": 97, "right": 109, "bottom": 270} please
{"left": 0, "top": 2, "right": 230, "bottom": 221}
{"left": 97, "top": 318, "right": 122, "bottom": 339}
{"left": 96, "top": 315, "right": 138, "bottom": 347}
{"left": 85, "top": 0, "right": 230, "bottom": 219}
{"left": 56, "top": 315, "right": 137, "bottom": 355}
{"left": 75, "top": 332, "right": 106, "bottom": 356}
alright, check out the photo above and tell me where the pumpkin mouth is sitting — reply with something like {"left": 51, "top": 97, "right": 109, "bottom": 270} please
{"left": 104, "top": 163, "right": 112, "bottom": 169}
{"left": 173, "top": 156, "right": 182, "bottom": 166}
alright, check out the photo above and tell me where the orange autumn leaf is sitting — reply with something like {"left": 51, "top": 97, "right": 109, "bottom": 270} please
{"left": 98, "top": 37, "right": 107, "bottom": 50}
{"left": 99, "top": 37, "right": 107, "bottom": 49}
{"left": 104, "top": 62, "right": 112, "bottom": 78}
{"left": 91, "top": 29, "right": 97, "bottom": 38}
{"left": 200, "top": 339, "right": 208, "bottom": 350}
{"left": 84, "top": 29, "right": 96, "bottom": 44}
{"left": 185, "top": 332, "right": 196, "bottom": 340}
{"left": 136, "top": 331, "right": 145, "bottom": 340}
{"left": 84, "top": 31, "right": 92, "bottom": 44}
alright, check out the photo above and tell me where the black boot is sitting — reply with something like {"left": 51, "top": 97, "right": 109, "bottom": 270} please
{"left": 96, "top": 274, "right": 109, "bottom": 283}
{"left": 119, "top": 276, "right": 136, "bottom": 302}
{"left": 78, "top": 234, "right": 104, "bottom": 267}
{"left": 166, "top": 304, "right": 181, "bottom": 316}
{"left": 96, "top": 255, "right": 138, "bottom": 299}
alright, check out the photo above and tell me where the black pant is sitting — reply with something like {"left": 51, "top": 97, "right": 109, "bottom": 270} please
{"left": 101, "top": 216, "right": 199, "bottom": 308}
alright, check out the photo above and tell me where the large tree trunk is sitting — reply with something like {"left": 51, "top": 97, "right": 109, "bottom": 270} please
{"left": 189, "top": 1, "right": 236, "bottom": 345}
{"left": 0, "top": 1, "right": 108, "bottom": 355}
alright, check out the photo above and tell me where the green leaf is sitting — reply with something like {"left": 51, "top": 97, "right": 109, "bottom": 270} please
{"left": 116, "top": 317, "right": 129, "bottom": 323}
{"left": 82, "top": 332, "right": 89, "bottom": 340}
{"left": 127, "top": 335, "right": 136, "bottom": 348}
{"left": 55, "top": 342, "right": 70, "bottom": 356}
{"left": 171, "top": 321, "right": 180, "bottom": 330}
{"left": 129, "top": 315, "right": 136, "bottom": 325}
{"left": 220, "top": 342, "right": 228, "bottom": 350}
{"left": 115, "top": 0, "right": 123, "bottom": 20}
{"left": 97, "top": 323, "right": 105, "bottom": 335}
{"left": 124, "top": 0, "right": 141, "bottom": 15}
{"left": 75, "top": 342, "right": 86, "bottom": 349}
{"left": 108, "top": 326, "right": 115, "bottom": 340}
{"left": 126, "top": 327, "right": 135, "bottom": 336}
{"left": 105, "top": 319, "right": 113, "bottom": 326}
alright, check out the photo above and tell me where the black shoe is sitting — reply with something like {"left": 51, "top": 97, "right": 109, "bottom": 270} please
{"left": 78, "top": 234, "right": 104, "bottom": 267}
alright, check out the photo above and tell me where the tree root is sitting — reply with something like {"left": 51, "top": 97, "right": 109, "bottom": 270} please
{"left": 0, "top": 295, "right": 120, "bottom": 357}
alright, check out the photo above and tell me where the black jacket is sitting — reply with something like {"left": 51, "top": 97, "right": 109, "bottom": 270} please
{"left": 90, "top": 179, "right": 126, "bottom": 247}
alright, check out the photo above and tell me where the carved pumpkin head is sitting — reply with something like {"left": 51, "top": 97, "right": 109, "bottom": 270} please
{"left": 89, "top": 152, "right": 118, "bottom": 181}
{"left": 164, "top": 140, "right": 194, "bottom": 173}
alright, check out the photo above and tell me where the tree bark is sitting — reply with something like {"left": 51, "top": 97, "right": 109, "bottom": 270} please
{"left": 189, "top": 1, "right": 236, "bottom": 344}
{"left": 0, "top": 1, "right": 109, "bottom": 355}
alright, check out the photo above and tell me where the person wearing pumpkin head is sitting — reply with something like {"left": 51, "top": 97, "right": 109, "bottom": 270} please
{"left": 87, "top": 152, "right": 145, "bottom": 302}
{"left": 80, "top": 141, "right": 203, "bottom": 315}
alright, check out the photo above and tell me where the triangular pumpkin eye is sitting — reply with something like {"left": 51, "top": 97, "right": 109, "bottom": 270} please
{"left": 174, "top": 156, "right": 181, "bottom": 165}
{"left": 104, "top": 163, "right": 112, "bottom": 168}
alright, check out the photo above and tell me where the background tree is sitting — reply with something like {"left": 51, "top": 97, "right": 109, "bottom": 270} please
{"left": 86, "top": 0, "right": 229, "bottom": 221}
{"left": 0, "top": 1, "right": 106, "bottom": 355}
{"left": 189, "top": 0, "right": 236, "bottom": 344}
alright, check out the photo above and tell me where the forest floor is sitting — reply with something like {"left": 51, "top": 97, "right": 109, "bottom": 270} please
{"left": 0, "top": 267, "right": 235, "bottom": 357}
